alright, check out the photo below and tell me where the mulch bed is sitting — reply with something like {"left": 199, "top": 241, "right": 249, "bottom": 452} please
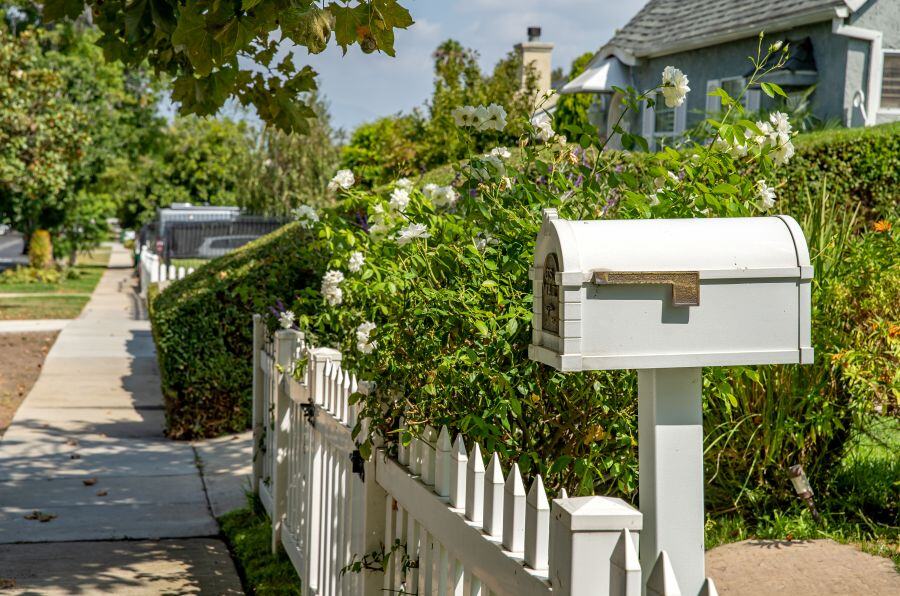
{"left": 0, "top": 331, "right": 58, "bottom": 434}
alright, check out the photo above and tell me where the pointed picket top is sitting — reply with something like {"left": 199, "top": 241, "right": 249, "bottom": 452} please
{"left": 452, "top": 434, "right": 467, "bottom": 461}
{"left": 437, "top": 425, "right": 452, "bottom": 452}
{"left": 559, "top": 487, "right": 568, "bottom": 499}
{"left": 504, "top": 463, "right": 526, "bottom": 496}
{"left": 699, "top": 578, "right": 719, "bottom": 596}
{"left": 612, "top": 528, "right": 640, "bottom": 570}
{"left": 468, "top": 443, "right": 484, "bottom": 473}
{"left": 342, "top": 370, "right": 351, "bottom": 389}
{"left": 349, "top": 373, "right": 358, "bottom": 394}
{"left": 486, "top": 451, "right": 504, "bottom": 484}
{"left": 526, "top": 474, "right": 549, "bottom": 510}
{"left": 647, "top": 550, "right": 681, "bottom": 596}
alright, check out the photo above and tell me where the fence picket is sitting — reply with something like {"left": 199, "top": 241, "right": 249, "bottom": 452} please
{"left": 699, "top": 578, "right": 719, "bottom": 596}
{"left": 483, "top": 452, "right": 504, "bottom": 538}
{"left": 449, "top": 434, "right": 467, "bottom": 509}
{"left": 524, "top": 474, "right": 549, "bottom": 570}
{"left": 502, "top": 463, "right": 526, "bottom": 553}
{"left": 465, "top": 443, "right": 485, "bottom": 524}
{"left": 435, "top": 426, "right": 452, "bottom": 498}
{"left": 409, "top": 430, "right": 422, "bottom": 476}
{"left": 398, "top": 419, "right": 410, "bottom": 466}
{"left": 422, "top": 426, "right": 437, "bottom": 486}
{"left": 610, "top": 528, "right": 641, "bottom": 596}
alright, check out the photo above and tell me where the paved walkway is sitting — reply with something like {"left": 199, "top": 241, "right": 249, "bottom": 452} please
{"left": 0, "top": 245, "right": 248, "bottom": 594}
{"left": 0, "top": 319, "right": 70, "bottom": 333}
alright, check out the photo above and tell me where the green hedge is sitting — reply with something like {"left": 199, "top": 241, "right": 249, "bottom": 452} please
{"left": 148, "top": 224, "right": 317, "bottom": 439}
{"left": 783, "top": 122, "right": 900, "bottom": 221}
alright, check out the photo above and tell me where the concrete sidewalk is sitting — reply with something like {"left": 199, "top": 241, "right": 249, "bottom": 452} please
{"left": 0, "top": 245, "right": 247, "bottom": 593}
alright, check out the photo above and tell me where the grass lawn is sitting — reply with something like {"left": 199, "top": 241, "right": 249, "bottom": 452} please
{"left": 0, "top": 295, "right": 91, "bottom": 320}
{"left": 0, "top": 247, "right": 111, "bottom": 295}
{"left": 705, "top": 416, "right": 900, "bottom": 569}
{"left": 219, "top": 495, "right": 303, "bottom": 595}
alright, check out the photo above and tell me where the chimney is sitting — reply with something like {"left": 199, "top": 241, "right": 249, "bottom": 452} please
{"left": 515, "top": 27, "right": 555, "bottom": 109}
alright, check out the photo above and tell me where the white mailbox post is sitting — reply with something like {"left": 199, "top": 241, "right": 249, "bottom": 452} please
{"left": 529, "top": 209, "right": 813, "bottom": 595}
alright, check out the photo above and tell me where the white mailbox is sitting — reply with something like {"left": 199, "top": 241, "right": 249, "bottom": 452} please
{"left": 528, "top": 209, "right": 813, "bottom": 372}
{"left": 529, "top": 209, "right": 815, "bottom": 595}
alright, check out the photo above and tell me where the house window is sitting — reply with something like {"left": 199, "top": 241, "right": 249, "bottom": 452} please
{"left": 642, "top": 92, "right": 686, "bottom": 150}
{"left": 882, "top": 52, "right": 900, "bottom": 110}
{"left": 705, "top": 77, "right": 761, "bottom": 114}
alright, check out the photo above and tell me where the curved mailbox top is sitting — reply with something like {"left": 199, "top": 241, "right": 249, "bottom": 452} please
{"left": 534, "top": 210, "right": 811, "bottom": 283}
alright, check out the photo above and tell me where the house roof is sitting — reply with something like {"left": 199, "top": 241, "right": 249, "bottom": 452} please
{"left": 606, "top": 0, "right": 851, "bottom": 59}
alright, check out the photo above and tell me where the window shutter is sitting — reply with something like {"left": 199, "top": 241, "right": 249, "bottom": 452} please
{"left": 674, "top": 102, "right": 687, "bottom": 134}
{"left": 746, "top": 89, "right": 761, "bottom": 113}
{"left": 705, "top": 79, "right": 721, "bottom": 114}
{"left": 642, "top": 93, "right": 656, "bottom": 151}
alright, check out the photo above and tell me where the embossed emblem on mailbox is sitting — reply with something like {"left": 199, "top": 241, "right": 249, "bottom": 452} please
{"left": 542, "top": 253, "right": 560, "bottom": 335}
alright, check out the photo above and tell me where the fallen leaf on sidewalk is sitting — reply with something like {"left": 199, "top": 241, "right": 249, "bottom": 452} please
{"left": 82, "top": 478, "right": 97, "bottom": 486}
{"left": 66, "top": 439, "right": 78, "bottom": 446}
{"left": 69, "top": 453, "right": 81, "bottom": 460}
{"left": 96, "top": 490, "right": 108, "bottom": 497}
{"left": 24, "top": 510, "right": 56, "bottom": 522}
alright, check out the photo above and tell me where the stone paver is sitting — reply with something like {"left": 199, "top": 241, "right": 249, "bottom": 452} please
{"left": 707, "top": 538, "right": 900, "bottom": 595}
{"left": 0, "top": 245, "right": 245, "bottom": 593}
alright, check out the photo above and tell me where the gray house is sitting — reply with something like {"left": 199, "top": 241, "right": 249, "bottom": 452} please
{"left": 562, "top": 0, "right": 900, "bottom": 149}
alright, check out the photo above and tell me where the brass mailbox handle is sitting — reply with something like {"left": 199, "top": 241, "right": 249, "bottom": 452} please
{"left": 591, "top": 271, "right": 700, "bottom": 307}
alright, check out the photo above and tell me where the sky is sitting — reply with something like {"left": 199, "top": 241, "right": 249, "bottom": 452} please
{"left": 294, "top": 0, "right": 647, "bottom": 132}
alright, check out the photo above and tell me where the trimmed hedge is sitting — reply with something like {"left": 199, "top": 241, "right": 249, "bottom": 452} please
{"left": 148, "top": 224, "right": 318, "bottom": 439}
{"left": 784, "top": 122, "right": 900, "bottom": 221}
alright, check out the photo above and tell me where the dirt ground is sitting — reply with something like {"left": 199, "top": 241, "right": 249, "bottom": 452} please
{"left": 0, "top": 332, "right": 58, "bottom": 435}
{"left": 707, "top": 538, "right": 900, "bottom": 595}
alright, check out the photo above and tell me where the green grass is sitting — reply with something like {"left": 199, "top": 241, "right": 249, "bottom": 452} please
{"left": 705, "top": 416, "right": 900, "bottom": 569}
{"left": 0, "top": 295, "right": 91, "bottom": 320}
{"left": 0, "top": 248, "right": 111, "bottom": 294}
{"left": 219, "top": 495, "right": 303, "bottom": 595}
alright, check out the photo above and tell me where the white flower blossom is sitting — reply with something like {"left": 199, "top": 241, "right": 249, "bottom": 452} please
{"left": 752, "top": 113, "right": 795, "bottom": 166}
{"left": 368, "top": 203, "right": 389, "bottom": 237}
{"left": 661, "top": 66, "right": 691, "bottom": 108}
{"left": 422, "top": 183, "right": 438, "bottom": 199}
{"left": 327, "top": 169, "right": 355, "bottom": 192}
{"left": 452, "top": 103, "right": 507, "bottom": 131}
{"left": 395, "top": 177, "right": 414, "bottom": 192}
{"left": 474, "top": 232, "right": 498, "bottom": 252}
{"left": 534, "top": 119, "right": 555, "bottom": 142}
{"left": 770, "top": 111, "right": 792, "bottom": 136}
{"left": 355, "top": 321, "right": 377, "bottom": 354}
{"left": 648, "top": 192, "right": 660, "bottom": 206}
{"left": 451, "top": 105, "right": 478, "bottom": 127}
{"left": 291, "top": 204, "right": 319, "bottom": 229}
{"left": 757, "top": 180, "right": 776, "bottom": 209}
{"left": 395, "top": 223, "right": 430, "bottom": 245}
{"left": 278, "top": 310, "right": 295, "bottom": 329}
{"left": 431, "top": 186, "right": 458, "bottom": 208}
{"left": 321, "top": 270, "right": 345, "bottom": 306}
{"left": 489, "top": 146, "right": 511, "bottom": 159}
{"left": 348, "top": 251, "right": 365, "bottom": 273}
{"left": 499, "top": 176, "right": 514, "bottom": 191}
{"left": 389, "top": 187, "right": 411, "bottom": 212}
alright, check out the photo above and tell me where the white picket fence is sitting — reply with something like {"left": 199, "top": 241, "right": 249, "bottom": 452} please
{"left": 138, "top": 245, "right": 195, "bottom": 296}
{"left": 252, "top": 316, "right": 719, "bottom": 596}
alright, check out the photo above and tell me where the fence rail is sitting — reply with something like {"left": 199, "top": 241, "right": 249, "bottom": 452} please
{"left": 251, "top": 315, "right": 719, "bottom": 596}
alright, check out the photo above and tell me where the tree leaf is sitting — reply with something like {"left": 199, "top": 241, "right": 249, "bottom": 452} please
{"left": 43, "top": 0, "right": 85, "bottom": 22}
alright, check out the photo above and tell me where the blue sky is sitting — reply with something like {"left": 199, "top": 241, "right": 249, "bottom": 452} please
{"left": 295, "top": 0, "right": 647, "bottom": 132}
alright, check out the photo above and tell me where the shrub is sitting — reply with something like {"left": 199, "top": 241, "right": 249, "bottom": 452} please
{"left": 148, "top": 224, "right": 318, "bottom": 439}
{"left": 28, "top": 230, "right": 53, "bottom": 269}
{"left": 782, "top": 122, "right": 900, "bottom": 222}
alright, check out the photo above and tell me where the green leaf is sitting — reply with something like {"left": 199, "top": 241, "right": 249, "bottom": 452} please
{"left": 172, "top": 2, "right": 220, "bottom": 76}
{"left": 43, "top": 0, "right": 85, "bottom": 22}
{"left": 214, "top": 17, "right": 258, "bottom": 59}
{"left": 760, "top": 82, "right": 775, "bottom": 98}
{"left": 712, "top": 183, "right": 739, "bottom": 195}
{"left": 474, "top": 320, "right": 489, "bottom": 337}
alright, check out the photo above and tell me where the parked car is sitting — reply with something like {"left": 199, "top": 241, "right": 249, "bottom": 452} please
{"left": 196, "top": 235, "right": 258, "bottom": 258}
